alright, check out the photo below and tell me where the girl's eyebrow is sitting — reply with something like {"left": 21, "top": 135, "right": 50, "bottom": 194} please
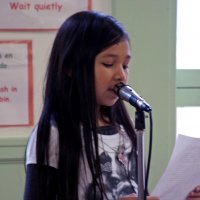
{"left": 101, "top": 54, "right": 131, "bottom": 59}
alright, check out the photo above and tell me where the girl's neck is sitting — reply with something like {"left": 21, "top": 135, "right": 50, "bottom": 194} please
{"left": 96, "top": 106, "right": 111, "bottom": 127}
{"left": 97, "top": 115, "right": 111, "bottom": 127}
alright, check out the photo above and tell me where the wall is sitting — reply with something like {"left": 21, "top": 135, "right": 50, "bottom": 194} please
{"left": 0, "top": 0, "right": 176, "bottom": 198}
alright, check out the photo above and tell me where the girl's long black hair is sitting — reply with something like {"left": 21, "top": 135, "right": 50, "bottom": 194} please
{"left": 35, "top": 11, "right": 136, "bottom": 199}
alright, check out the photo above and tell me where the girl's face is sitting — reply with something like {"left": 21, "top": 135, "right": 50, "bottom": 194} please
{"left": 95, "top": 40, "right": 131, "bottom": 107}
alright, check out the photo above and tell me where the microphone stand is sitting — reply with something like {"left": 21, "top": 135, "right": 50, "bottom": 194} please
{"left": 135, "top": 109, "right": 146, "bottom": 200}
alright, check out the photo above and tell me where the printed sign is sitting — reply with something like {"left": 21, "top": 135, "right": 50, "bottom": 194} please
{"left": 0, "top": 0, "right": 91, "bottom": 31}
{"left": 0, "top": 40, "right": 33, "bottom": 126}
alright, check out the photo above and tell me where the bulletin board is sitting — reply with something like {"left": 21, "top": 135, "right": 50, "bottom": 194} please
{"left": 0, "top": 40, "right": 33, "bottom": 126}
{"left": 0, "top": 0, "right": 91, "bottom": 31}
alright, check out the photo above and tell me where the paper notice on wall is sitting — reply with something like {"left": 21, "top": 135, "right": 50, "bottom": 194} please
{"left": 152, "top": 134, "right": 200, "bottom": 200}
{"left": 0, "top": 0, "right": 90, "bottom": 30}
{"left": 0, "top": 40, "right": 33, "bottom": 126}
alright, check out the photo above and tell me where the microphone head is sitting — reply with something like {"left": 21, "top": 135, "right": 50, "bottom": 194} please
{"left": 114, "top": 82, "right": 126, "bottom": 96}
{"left": 114, "top": 82, "right": 152, "bottom": 112}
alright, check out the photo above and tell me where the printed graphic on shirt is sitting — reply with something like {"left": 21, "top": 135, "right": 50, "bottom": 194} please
{"left": 84, "top": 144, "right": 138, "bottom": 200}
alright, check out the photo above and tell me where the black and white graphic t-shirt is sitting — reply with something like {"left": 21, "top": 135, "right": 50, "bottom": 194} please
{"left": 26, "top": 123, "right": 138, "bottom": 200}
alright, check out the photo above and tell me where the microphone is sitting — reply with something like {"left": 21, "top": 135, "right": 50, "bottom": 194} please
{"left": 114, "top": 83, "right": 152, "bottom": 112}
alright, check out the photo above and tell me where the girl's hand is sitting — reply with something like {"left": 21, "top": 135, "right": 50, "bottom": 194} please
{"left": 186, "top": 185, "right": 200, "bottom": 200}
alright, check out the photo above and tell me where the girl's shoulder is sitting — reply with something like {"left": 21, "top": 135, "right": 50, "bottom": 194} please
{"left": 26, "top": 120, "right": 59, "bottom": 168}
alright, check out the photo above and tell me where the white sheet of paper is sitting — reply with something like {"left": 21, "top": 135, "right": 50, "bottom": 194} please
{"left": 152, "top": 134, "right": 200, "bottom": 200}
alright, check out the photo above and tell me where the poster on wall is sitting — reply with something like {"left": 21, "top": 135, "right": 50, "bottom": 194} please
{"left": 0, "top": 40, "right": 33, "bottom": 127}
{"left": 0, "top": 0, "right": 91, "bottom": 31}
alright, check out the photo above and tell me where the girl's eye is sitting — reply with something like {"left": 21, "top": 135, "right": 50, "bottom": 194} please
{"left": 102, "top": 63, "right": 113, "bottom": 67}
{"left": 123, "top": 64, "right": 129, "bottom": 69}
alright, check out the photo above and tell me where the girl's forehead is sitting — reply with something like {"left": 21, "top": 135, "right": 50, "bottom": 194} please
{"left": 96, "top": 40, "right": 131, "bottom": 59}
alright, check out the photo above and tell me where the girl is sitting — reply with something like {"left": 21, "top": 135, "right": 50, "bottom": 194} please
{"left": 24, "top": 10, "right": 138, "bottom": 200}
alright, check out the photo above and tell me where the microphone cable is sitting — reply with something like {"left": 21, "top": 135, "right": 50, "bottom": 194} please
{"left": 144, "top": 110, "right": 153, "bottom": 199}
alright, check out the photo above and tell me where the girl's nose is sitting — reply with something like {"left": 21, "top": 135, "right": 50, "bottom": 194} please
{"left": 114, "top": 66, "right": 127, "bottom": 82}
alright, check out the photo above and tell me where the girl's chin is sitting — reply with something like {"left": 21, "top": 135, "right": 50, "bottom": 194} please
{"left": 97, "top": 97, "right": 119, "bottom": 107}
{"left": 104, "top": 99, "right": 118, "bottom": 107}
